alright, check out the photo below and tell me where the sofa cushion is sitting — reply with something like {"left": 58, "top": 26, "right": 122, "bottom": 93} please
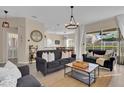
{"left": 47, "top": 61, "right": 60, "bottom": 68}
{"left": 69, "top": 57, "right": 75, "bottom": 62}
{"left": 83, "top": 55, "right": 98, "bottom": 63}
{"left": 87, "top": 56, "right": 98, "bottom": 60}
{"left": 17, "top": 75, "right": 41, "bottom": 87}
{"left": 59, "top": 58, "right": 70, "bottom": 65}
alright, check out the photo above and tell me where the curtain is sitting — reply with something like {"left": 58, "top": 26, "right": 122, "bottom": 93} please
{"left": 116, "top": 15, "right": 124, "bottom": 65}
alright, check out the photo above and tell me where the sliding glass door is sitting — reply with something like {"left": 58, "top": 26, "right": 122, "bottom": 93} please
{"left": 86, "top": 29, "right": 119, "bottom": 57}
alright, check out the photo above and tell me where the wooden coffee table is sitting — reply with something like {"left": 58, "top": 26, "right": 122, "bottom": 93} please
{"left": 64, "top": 61, "right": 99, "bottom": 87}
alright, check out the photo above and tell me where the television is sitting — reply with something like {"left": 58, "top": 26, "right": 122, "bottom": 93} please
{"left": 55, "top": 40, "right": 60, "bottom": 45}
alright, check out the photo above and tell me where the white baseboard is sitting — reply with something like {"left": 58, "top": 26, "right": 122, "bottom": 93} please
{"left": 0, "top": 62, "right": 5, "bottom": 63}
{"left": 0, "top": 59, "right": 5, "bottom": 63}
{"left": 18, "top": 61, "right": 29, "bottom": 64}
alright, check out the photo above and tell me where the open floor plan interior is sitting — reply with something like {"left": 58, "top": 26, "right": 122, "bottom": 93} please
{"left": 0, "top": 6, "right": 124, "bottom": 87}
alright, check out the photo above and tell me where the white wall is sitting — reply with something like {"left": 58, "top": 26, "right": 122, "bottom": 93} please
{"left": 85, "top": 17, "right": 118, "bottom": 33}
{"left": 0, "top": 17, "right": 64, "bottom": 63}
{"left": 0, "top": 17, "right": 26, "bottom": 63}
{"left": 44, "top": 33, "right": 64, "bottom": 48}
{"left": 0, "top": 29, "right": 4, "bottom": 62}
{"left": 74, "top": 25, "right": 84, "bottom": 60}
{"left": 25, "top": 18, "right": 45, "bottom": 63}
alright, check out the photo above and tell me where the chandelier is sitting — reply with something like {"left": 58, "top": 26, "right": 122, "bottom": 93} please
{"left": 2, "top": 10, "right": 9, "bottom": 28}
{"left": 65, "top": 6, "right": 79, "bottom": 29}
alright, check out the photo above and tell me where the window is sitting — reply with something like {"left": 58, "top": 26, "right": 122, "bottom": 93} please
{"left": 66, "top": 39, "right": 74, "bottom": 47}
{"left": 86, "top": 30, "right": 119, "bottom": 54}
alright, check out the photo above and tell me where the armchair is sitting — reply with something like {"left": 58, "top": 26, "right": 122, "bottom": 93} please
{"left": 17, "top": 65, "right": 42, "bottom": 87}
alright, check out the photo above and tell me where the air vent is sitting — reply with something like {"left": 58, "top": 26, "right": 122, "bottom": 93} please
{"left": 32, "top": 16, "right": 37, "bottom": 19}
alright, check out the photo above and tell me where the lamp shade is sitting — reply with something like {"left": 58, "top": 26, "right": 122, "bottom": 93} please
{"left": 2, "top": 21, "right": 9, "bottom": 28}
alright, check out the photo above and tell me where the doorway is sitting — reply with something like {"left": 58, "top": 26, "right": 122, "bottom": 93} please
{"left": 8, "top": 32, "right": 18, "bottom": 63}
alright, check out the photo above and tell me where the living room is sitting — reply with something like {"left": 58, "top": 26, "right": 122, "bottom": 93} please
{"left": 0, "top": 2, "right": 124, "bottom": 92}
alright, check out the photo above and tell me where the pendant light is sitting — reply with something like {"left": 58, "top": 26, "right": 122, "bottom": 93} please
{"left": 2, "top": 10, "right": 9, "bottom": 28}
{"left": 65, "top": 6, "right": 79, "bottom": 29}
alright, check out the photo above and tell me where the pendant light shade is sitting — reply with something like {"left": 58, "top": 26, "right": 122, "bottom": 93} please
{"left": 2, "top": 21, "right": 9, "bottom": 28}
{"left": 65, "top": 6, "right": 79, "bottom": 29}
{"left": 2, "top": 10, "right": 9, "bottom": 28}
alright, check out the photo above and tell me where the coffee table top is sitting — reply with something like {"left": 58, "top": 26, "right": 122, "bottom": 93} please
{"left": 65, "top": 61, "right": 99, "bottom": 73}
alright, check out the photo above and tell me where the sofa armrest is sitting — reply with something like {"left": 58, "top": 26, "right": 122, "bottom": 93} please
{"left": 36, "top": 57, "right": 47, "bottom": 68}
{"left": 36, "top": 57, "right": 47, "bottom": 75}
{"left": 110, "top": 57, "right": 115, "bottom": 62}
{"left": 82, "top": 54, "right": 87, "bottom": 61}
{"left": 17, "top": 75, "right": 41, "bottom": 87}
{"left": 104, "top": 57, "right": 115, "bottom": 71}
{"left": 71, "top": 54, "right": 76, "bottom": 59}
{"left": 18, "top": 65, "right": 30, "bottom": 77}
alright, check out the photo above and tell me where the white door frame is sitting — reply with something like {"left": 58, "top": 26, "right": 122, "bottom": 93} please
{"left": 2, "top": 27, "right": 18, "bottom": 63}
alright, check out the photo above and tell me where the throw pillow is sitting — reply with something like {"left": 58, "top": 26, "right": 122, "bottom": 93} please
{"left": 62, "top": 51, "right": 68, "bottom": 58}
{"left": 42, "top": 52, "right": 48, "bottom": 62}
{"left": 68, "top": 51, "right": 72, "bottom": 57}
{"left": 65, "top": 51, "right": 69, "bottom": 58}
{"left": 96, "top": 58, "right": 106, "bottom": 66}
{"left": 48, "top": 52, "right": 55, "bottom": 62}
{"left": 87, "top": 52, "right": 93, "bottom": 57}
{"left": 105, "top": 50, "right": 113, "bottom": 57}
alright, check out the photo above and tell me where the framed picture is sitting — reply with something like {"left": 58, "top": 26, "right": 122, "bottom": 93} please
{"left": 55, "top": 40, "right": 60, "bottom": 45}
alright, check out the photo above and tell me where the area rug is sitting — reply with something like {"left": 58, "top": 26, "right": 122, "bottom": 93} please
{"left": 40, "top": 69, "right": 112, "bottom": 87}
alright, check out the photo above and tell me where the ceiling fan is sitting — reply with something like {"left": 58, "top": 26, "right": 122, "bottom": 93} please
{"left": 99, "top": 24, "right": 110, "bottom": 36}
{"left": 99, "top": 31, "right": 109, "bottom": 35}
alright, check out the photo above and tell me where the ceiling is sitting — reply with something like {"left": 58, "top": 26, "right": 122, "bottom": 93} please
{"left": 1, "top": 6, "right": 124, "bottom": 35}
